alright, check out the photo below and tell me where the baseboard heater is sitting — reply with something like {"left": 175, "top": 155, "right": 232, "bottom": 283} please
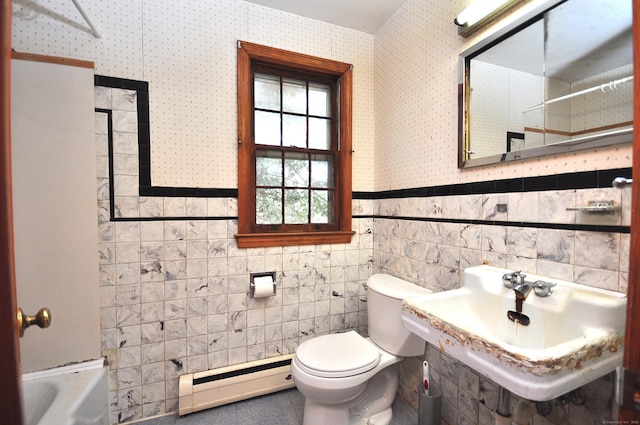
{"left": 178, "top": 354, "right": 295, "bottom": 416}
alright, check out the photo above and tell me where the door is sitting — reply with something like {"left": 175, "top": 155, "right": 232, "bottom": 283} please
{"left": 619, "top": 0, "right": 640, "bottom": 420}
{"left": 0, "top": 2, "right": 25, "bottom": 424}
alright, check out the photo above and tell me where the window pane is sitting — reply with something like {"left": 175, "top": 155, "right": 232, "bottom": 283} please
{"left": 256, "top": 150, "right": 282, "bottom": 186}
{"left": 283, "top": 78, "right": 306, "bottom": 114}
{"left": 255, "top": 110, "right": 281, "bottom": 146}
{"left": 255, "top": 73, "right": 281, "bottom": 111}
{"left": 256, "top": 188, "right": 282, "bottom": 224}
{"left": 284, "top": 152, "right": 309, "bottom": 187}
{"left": 284, "top": 189, "right": 308, "bottom": 224}
{"left": 309, "top": 82, "right": 330, "bottom": 117}
{"left": 309, "top": 118, "right": 330, "bottom": 150}
{"left": 311, "top": 190, "right": 333, "bottom": 223}
{"left": 283, "top": 114, "right": 306, "bottom": 148}
{"left": 311, "top": 154, "right": 333, "bottom": 188}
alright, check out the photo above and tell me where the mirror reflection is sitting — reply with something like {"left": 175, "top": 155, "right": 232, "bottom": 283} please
{"left": 459, "top": 0, "right": 633, "bottom": 168}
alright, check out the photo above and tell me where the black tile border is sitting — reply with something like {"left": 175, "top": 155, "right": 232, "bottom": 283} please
{"left": 353, "top": 167, "right": 633, "bottom": 200}
{"left": 94, "top": 75, "right": 630, "bottom": 233}
{"left": 355, "top": 215, "right": 630, "bottom": 234}
{"left": 95, "top": 75, "right": 238, "bottom": 199}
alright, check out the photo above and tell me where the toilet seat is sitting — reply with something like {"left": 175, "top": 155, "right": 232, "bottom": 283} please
{"left": 294, "top": 331, "right": 380, "bottom": 378}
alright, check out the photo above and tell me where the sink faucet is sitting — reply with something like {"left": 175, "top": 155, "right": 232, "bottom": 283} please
{"left": 502, "top": 270, "right": 526, "bottom": 289}
{"left": 503, "top": 270, "right": 557, "bottom": 326}
{"left": 532, "top": 280, "right": 556, "bottom": 297}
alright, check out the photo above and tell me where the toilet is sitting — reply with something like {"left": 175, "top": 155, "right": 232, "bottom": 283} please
{"left": 291, "top": 274, "right": 432, "bottom": 425}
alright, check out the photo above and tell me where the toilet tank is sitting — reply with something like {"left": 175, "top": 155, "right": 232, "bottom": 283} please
{"left": 366, "top": 274, "right": 432, "bottom": 356}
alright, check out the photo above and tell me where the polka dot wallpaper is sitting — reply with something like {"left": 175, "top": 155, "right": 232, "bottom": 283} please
{"left": 12, "top": 0, "right": 375, "bottom": 190}
{"left": 12, "top": 0, "right": 632, "bottom": 192}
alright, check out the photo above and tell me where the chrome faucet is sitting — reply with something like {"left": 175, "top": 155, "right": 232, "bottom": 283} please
{"left": 532, "top": 280, "right": 556, "bottom": 297}
{"left": 502, "top": 270, "right": 526, "bottom": 289}
{"left": 502, "top": 270, "right": 556, "bottom": 298}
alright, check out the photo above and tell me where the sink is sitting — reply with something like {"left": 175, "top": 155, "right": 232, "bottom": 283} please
{"left": 401, "top": 265, "right": 626, "bottom": 401}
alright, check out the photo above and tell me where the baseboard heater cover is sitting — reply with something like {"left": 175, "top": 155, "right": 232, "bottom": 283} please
{"left": 178, "top": 354, "right": 295, "bottom": 416}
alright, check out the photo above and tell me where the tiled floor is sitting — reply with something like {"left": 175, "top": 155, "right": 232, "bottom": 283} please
{"left": 133, "top": 389, "right": 418, "bottom": 425}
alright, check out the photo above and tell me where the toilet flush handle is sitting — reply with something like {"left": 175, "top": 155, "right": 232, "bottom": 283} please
{"left": 17, "top": 307, "right": 51, "bottom": 337}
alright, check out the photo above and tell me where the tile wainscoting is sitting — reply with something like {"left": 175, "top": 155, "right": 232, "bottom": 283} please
{"left": 368, "top": 185, "right": 629, "bottom": 423}
{"left": 95, "top": 78, "right": 629, "bottom": 424}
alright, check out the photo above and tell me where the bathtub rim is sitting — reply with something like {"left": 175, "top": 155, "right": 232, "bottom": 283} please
{"left": 22, "top": 358, "right": 104, "bottom": 382}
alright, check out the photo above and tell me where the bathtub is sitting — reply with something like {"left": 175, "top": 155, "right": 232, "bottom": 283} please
{"left": 22, "top": 359, "right": 109, "bottom": 425}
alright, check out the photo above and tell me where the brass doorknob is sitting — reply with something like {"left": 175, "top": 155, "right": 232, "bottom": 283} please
{"left": 17, "top": 307, "right": 52, "bottom": 337}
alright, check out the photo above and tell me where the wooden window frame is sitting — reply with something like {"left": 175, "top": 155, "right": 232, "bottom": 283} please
{"left": 236, "top": 41, "right": 354, "bottom": 248}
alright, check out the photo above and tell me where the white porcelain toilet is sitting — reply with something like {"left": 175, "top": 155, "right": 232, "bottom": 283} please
{"left": 291, "top": 274, "right": 432, "bottom": 425}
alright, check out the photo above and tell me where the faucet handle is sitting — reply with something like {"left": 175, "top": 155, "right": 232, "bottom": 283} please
{"left": 533, "top": 280, "right": 556, "bottom": 297}
{"left": 502, "top": 270, "right": 525, "bottom": 288}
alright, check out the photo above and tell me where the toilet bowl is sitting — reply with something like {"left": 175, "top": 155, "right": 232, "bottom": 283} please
{"left": 292, "top": 274, "right": 432, "bottom": 425}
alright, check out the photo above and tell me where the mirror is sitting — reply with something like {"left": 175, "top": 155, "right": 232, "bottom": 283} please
{"left": 458, "top": 0, "right": 633, "bottom": 168}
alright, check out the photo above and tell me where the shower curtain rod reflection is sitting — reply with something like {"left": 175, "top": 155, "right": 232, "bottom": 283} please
{"left": 523, "top": 75, "right": 633, "bottom": 113}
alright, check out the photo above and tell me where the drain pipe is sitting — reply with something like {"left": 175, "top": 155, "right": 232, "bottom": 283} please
{"left": 493, "top": 386, "right": 512, "bottom": 425}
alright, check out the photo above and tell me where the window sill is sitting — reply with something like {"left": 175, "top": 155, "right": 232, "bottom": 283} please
{"left": 235, "top": 230, "right": 355, "bottom": 248}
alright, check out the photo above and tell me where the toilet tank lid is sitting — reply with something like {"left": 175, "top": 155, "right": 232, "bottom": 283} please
{"left": 366, "top": 274, "right": 432, "bottom": 299}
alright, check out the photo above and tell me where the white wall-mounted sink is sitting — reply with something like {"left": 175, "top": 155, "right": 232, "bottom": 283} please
{"left": 401, "top": 265, "right": 626, "bottom": 401}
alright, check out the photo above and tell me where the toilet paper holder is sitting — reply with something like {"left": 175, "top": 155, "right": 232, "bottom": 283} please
{"left": 250, "top": 271, "right": 277, "bottom": 298}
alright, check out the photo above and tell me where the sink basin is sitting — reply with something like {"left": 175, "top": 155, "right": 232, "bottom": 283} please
{"left": 401, "top": 265, "right": 626, "bottom": 401}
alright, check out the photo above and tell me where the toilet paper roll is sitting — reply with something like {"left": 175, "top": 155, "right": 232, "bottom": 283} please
{"left": 253, "top": 275, "right": 275, "bottom": 298}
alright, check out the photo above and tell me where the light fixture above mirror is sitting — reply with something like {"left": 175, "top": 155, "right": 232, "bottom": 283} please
{"left": 454, "top": 0, "right": 523, "bottom": 37}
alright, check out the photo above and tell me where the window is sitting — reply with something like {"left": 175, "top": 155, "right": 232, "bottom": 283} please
{"left": 236, "top": 41, "right": 354, "bottom": 248}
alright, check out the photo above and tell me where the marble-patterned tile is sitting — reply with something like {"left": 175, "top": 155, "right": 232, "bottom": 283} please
{"left": 622, "top": 186, "right": 632, "bottom": 226}
{"left": 442, "top": 195, "right": 462, "bottom": 219}
{"left": 164, "top": 242, "right": 186, "bottom": 261}
{"left": 410, "top": 197, "right": 428, "bottom": 218}
{"left": 506, "top": 227, "right": 537, "bottom": 258}
{"left": 574, "top": 266, "right": 619, "bottom": 291}
{"left": 114, "top": 174, "right": 138, "bottom": 196}
{"left": 461, "top": 194, "right": 483, "bottom": 220}
{"left": 113, "top": 154, "right": 139, "bottom": 176}
{"left": 481, "top": 225, "right": 507, "bottom": 254}
{"left": 186, "top": 317, "right": 207, "bottom": 337}
{"left": 574, "top": 231, "right": 620, "bottom": 271}
{"left": 114, "top": 196, "right": 140, "bottom": 218}
{"left": 425, "top": 197, "right": 443, "bottom": 218}
{"left": 539, "top": 190, "right": 576, "bottom": 223}
{"left": 481, "top": 193, "right": 507, "bottom": 221}
{"left": 139, "top": 197, "right": 164, "bottom": 217}
{"left": 481, "top": 252, "right": 507, "bottom": 268}
{"left": 94, "top": 86, "right": 112, "bottom": 109}
{"left": 112, "top": 88, "right": 137, "bottom": 111}
{"left": 536, "top": 260, "right": 573, "bottom": 282}
{"left": 96, "top": 156, "right": 110, "bottom": 179}
{"left": 116, "top": 263, "right": 141, "bottom": 285}
{"left": 457, "top": 364, "right": 480, "bottom": 398}
{"left": 505, "top": 255, "right": 536, "bottom": 275}
{"left": 164, "top": 198, "right": 186, "bottom": 217}
{"left": 140, "top": 302, "right": 164, "bottom": 324}
{"left": 112, "top": 110, "right": 138, "bottom": 133}
{"left": 537, "top": 228, "right": 573, "bottom": 264}
{"left": 208, "top": 198, "right": 228, "bottom": 216}
{"left": 460, "top": 248, "right": 482, "bottom": 270}
{"left": 113, "top": 132, "right": 138, "bottom": 155}
{"left": 140, "top": 322, "right": 164, "bottom": 345}
{"left": 140, "top": 221, "right": 164, "bottom": 242}
{"left": 95, "top": 111, "right": 108, "bottom": 135}
{"left": 507, "top": 191, "right": 539, "bottom": 222}
{"left": 460, "top": 224, "right": 481, "bottom": 250}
